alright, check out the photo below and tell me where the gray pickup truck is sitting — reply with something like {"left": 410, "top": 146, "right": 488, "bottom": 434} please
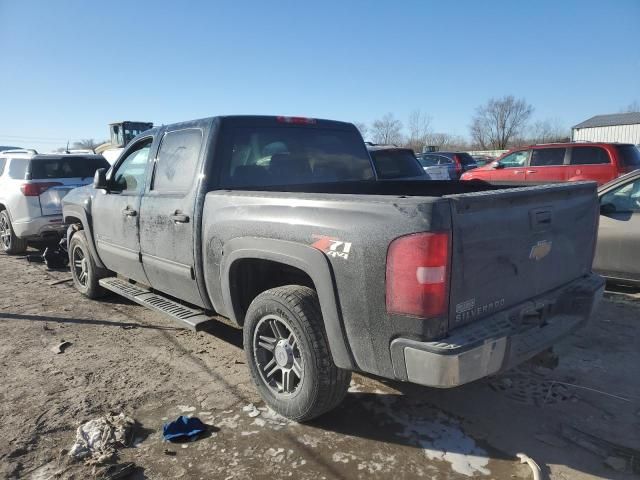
{"left": 62, "top": 115, "right": 604, "bottom": 421}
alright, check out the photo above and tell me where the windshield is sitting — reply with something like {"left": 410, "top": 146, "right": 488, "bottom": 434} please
{"left": 456, "top": 153, "right": 477, "bottom": 165}
{"left": 616, "top": 145, "right": 640, "bottom": 167}
{"left": 370, "top": 149, "right": 424, "bottom": 179}
{"left": 30, "top": 156, "right": 110, "bottom": 179}
{"left": 220, "top": 127, "right": 374, "bottom": 187}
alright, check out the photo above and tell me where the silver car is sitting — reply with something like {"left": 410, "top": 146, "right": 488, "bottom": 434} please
{"left": 0, "top": 150, "right": 109, "bottom": 253}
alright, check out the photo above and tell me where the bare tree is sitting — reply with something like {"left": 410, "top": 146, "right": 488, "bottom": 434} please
{"left": 353, "top": 122, "right": 369, "bottom": 141}
{"left": 72, "top": 139, "right": 101, "bottom": 152}
{"left": 425, "top": 133, "right": 469, "bottom": 151}
{"left": 621, "top": 100, "right": 640, "bottom": 113}
{"left": 371, "top": 113, "right": 403, "bottom": 145}
{"left": 470, "top": 96, "right": 533, "bottom": 149}
{"left": 405, "top": 110, "right": 432, "bottom": 152}
{"left": 528, "top": 119, "right": 569, "bottom": 144}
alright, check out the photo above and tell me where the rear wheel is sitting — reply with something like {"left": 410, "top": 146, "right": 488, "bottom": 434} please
{"left": 0, "top": 210, "right": 27, "bottom": 255}
{"left": 69, "top": 231, "right": 108, "bottom": 299}
{"left": 244, "top": 285, "right": 351, "bottom": 422}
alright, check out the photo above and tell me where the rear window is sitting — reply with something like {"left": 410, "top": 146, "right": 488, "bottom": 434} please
{"left": 8, "top": 158, "right": 28, "bottom": 179}
{"left": 570, "top": 147, "right": 610, "bottom": 165}
{"left": 370, "top": 149, "right": 424, "bottom": 179}
{"left": 616, "top": 145, "right": 640, "bottom": 168}
{"left": 220, "top": 127, "right": 374, "bottom": 187}
{"left": 30, "top": 156, "right": 109, "bottom": 180}
{"left": 530, "top": 148, "right": 566, "bottom": 166}
{"left": 0, "top": 158, "right": 6, "bottom": 176}
{"left": 456, "top": 153, "right": 476, "bottom": 165}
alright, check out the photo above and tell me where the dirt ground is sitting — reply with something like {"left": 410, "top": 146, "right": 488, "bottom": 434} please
{"left": 1, "top": 251, "right": 638, "bottom": 480}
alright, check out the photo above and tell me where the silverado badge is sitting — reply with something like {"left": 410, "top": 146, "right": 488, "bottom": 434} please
{"left": 529, "top": 240, "right": 552, "bottom": 261}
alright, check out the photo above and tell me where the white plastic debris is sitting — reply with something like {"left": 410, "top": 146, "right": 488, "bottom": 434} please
{"left": 68, "top": 413, "right": 135, "bottom": 462}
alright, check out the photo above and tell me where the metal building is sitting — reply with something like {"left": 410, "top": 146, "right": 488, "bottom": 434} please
{"left": 572, "top": 112, "right": 640, "bottom": 144}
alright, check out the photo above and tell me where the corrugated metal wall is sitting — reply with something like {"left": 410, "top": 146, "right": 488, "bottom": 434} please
{"left": 572, "top": 124, "right": 640, "bottom": 144}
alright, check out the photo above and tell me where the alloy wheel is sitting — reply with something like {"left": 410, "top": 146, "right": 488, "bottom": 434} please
{"left": 0, "top": 215, "right": 11, "bottom": 249}
{"left": 253, "top": 314, "right": 304, "bottom": 395}
{"left": 72, "top": 245, "right": 88, "bottom": 287}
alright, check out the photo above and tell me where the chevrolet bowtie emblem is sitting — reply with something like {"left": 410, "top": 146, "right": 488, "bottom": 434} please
{"left": 530, "top": 240, "right": 552, "bottom": 261}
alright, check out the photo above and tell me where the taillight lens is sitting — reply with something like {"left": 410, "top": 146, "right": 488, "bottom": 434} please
{"left": 386, "top": 232, "right": 450, "bottom": 318}
{"left": 20, "top": 182, "right": 63, "bottom": 196}
{"left": 276, "top": 116, "right": 317, "bottom": 125}
{"left": 453, "top": 155, "right": 463, "bottom": 174}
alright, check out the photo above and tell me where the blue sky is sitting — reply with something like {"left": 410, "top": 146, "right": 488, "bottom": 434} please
{"left": 1, "top": 0, "right": 638, "bottom": 151}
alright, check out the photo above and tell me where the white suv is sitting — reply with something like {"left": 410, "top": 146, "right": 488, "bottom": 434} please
{"left": 0, "top": 150, "right": 109, "bottom": 254}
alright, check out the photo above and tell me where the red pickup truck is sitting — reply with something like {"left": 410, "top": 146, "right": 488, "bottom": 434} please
{"left": 461, "top": 142, "right": 640, "bottom": 186}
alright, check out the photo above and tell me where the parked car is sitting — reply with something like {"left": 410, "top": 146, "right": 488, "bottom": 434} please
{"left": 414, "top": 153, "right": 452, "bottom": 180}
{"left": 594, "top": 170, "right": 640, "bottom": 285}
{"left": 0, "top": 149, "right": 109, "bottom": 253}
{"left": 63, "top": 115, "right": 603, "bottom": 421}
{"left": 366, "top": 145, "right": 427, "bottom": 180}
{"left": 460, "top": 142, "right": 640, "bottom": 185}
{"left": 416, "top": 152, "right": 478, "bottom": 179}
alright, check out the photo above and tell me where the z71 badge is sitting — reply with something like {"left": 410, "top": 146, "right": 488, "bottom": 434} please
{"left": 311, "top": 236, "right": 352, "bottom": 260}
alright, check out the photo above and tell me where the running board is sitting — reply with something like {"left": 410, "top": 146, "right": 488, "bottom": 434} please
{"left": 99, "top": 277, "right": 214, "bottom": 331}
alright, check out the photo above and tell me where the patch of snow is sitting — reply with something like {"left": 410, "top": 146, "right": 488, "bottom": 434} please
{"left": 177, "top": 405, "right": 196, "bottom": 413}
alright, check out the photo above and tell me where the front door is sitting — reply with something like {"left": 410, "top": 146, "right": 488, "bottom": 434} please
{"left": 93, "top": 138, "right": 153, "bottom": 284}
{"left": 595, "top": 177, "right": 640, "bottom": 280}
{"left": 139, "top": 127, "right": 205, "bottom": 306}
{"left": 492, "top": 150, "right": 528, "bottom": 182}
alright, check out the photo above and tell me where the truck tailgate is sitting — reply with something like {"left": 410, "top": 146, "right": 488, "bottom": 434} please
{"left": 445, "top": 182, "right": 598, "bottom": 329}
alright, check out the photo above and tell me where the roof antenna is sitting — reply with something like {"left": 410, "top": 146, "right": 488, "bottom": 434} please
{"left": 65, "top": 140, "right": 70, "bottom": 154}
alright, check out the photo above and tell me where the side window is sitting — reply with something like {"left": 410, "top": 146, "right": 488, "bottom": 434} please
{"left": 152, "top": 129, "right": 203, "bottom": 193}
{"left": 530, "top": 148, "right": 566, "bottom": 166}
{"left": 111, "top": 139, "right": 152, "bottom": 193}
{"left": 570, "top": 147, "right": 610, "bottom": 165}
{"left": 499, "top": 151, "right": 528, "bottom": 168}
{"left": 435, "top": 155, "right": 453, "bottom": 165}
{"left": 8, "top": 159, "right": 28, "bottom": 179}
{"left": 601, "top": 179, "right": 640, "bottom": 213}
{"left": 0, "top": 158, "right": 6, "bottom": 176}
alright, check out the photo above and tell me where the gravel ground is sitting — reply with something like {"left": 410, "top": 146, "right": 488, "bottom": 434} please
{"left": 0, "top": 251, "right": 638, "bottom": 480}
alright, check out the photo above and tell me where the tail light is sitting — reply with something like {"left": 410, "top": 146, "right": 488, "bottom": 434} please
{"left": 453, "top": 155, "right": 463, "bottom": 175}
{"left": 20, "top": 182, "right": 63, "bottom": 196}
{"left": 276, "top": 116, "right": 316, "bottom": 125}
{"left": 386, "top": 232, "right": 450, "bottom": 318}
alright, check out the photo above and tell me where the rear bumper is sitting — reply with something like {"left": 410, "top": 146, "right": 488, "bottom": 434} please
{"left": 12, "top": 215, "right": 66, "bottom": 240}
{"left": 390, "top": 273, "right": 605, "bottom": 388}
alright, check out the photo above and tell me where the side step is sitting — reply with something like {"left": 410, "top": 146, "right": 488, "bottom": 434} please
{"left": 99, "top": 277, "right": 215, "bottom": 331}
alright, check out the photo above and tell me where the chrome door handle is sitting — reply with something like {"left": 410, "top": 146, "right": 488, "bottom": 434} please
{"left": 122, "top": 208, "right": 137, "bottom": 217}
{"left": 526, "top": 170, "right": 537, "bottom": 174}
{"left": 170, "top": 213, "right": 190, "bottom": 223}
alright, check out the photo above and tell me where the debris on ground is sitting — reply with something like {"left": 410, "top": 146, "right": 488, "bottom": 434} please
{"left": 50, "top": 340, "right": 72, "bottom": 354}
{"left": 162, "top": 415, "right": 207, "bottom": 442}
{"left": 68, "top": 413, "right": 135, "bottom": 463}
{"left": 242, "top": 403, "right": 261, "bottom": 418}
{"left": 516, "top": 453, "right": 541, "bottom": 480}
{"left": 48, "top": 277, "right": 73, "bottom": 286}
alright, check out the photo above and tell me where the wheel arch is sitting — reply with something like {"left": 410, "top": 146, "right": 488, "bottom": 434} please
{"left": 63, "top": 206, "right": 106, "bottom": 269}
{"left": 220, "top": 237, "right": 355, "bottom": 370}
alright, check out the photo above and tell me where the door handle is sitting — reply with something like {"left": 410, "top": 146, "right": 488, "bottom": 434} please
{"left": 122, "top": 207, "right": 137, "bottom": 217}
{"left": 526, "top": 170, "right": 538, "bottom": 174}
{"left": 170, "top": 212, "right": 190, "bottom": 223}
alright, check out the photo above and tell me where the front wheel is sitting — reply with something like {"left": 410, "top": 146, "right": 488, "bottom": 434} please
{"left": 243, "top": 285, "right": 351, "bottom": 422}
{"left": 69, "top": 231, "right": 108, "bottom": 299}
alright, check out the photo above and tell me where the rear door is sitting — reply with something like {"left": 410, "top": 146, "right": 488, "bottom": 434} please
{"left": 525, "top": 147, "right": 567, "bottom": 183}
{"left": 567, "top": 146, "right": 614, "bottom": 185}
{"left": 139, "top": 127, "right": 205, "bottom": 306}
{"left": 446, "top": 182, "right": 598, "bottom": 328}
{"left": 93, "top": 138, "right": 153, "bottom": 284}
{"left": 594, "top": 176, "right": 640, "bottom": 280}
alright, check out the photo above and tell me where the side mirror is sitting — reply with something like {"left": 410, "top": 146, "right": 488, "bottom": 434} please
{"left": 491, "top": 161, "right": 504, "bottom": 169}
{"left": 93, "top": 168, "right": 108, "bottom": 190}
{"left": 600, "top": 202, "right": 616, "bottom": 215}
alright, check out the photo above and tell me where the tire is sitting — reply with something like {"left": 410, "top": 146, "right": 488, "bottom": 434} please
{"left": 243, "top": 285, "right": 351, "bottom": 422}
{"left": 69, "top": 231, "right": 108, "bottom": 299}
{"left": 0, "top": 210, "right": 27, "bottom": 255}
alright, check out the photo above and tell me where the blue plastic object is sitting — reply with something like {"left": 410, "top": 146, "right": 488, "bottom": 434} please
{"left": 162, "top": 415, "right": 207, "bottom": 442}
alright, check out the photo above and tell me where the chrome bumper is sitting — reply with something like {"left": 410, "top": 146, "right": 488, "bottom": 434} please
{"left": 390, "top": 274, "right": 605, "bottom": 388}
